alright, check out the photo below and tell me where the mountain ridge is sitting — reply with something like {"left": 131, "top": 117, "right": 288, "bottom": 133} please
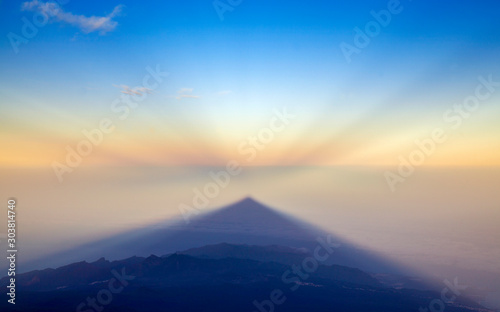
{"left": 0, "top": 242, "right": 492, "bottom": 312}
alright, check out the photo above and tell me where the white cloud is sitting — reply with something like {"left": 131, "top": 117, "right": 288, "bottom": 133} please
{"left": 22, "top": 0, "right": 124, "bottom": 34}
{"left": 175, "top": 88, "right": 200, "bottom": 100}
{"left": 114, "top": 85, "right": 152, "bottom": 96}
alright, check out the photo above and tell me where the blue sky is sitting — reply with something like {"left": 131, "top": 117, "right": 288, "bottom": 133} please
{"left": 2, "top": 0, "right": 500, "bottom": 105}
{"left": 1, "top": 0, "right": 500, "bottom": 168}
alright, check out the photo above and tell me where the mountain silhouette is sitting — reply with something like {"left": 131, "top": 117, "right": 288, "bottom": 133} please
{"left": 3, "top": 247, "right": 381, "bottom": 291}
{"left": 1, "top": 244, "right": 491, "bottom": 312}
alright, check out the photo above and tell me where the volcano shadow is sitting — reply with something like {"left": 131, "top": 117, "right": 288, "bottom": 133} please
{"left": 21, "top": 197, "right": 420, "bottom": 280}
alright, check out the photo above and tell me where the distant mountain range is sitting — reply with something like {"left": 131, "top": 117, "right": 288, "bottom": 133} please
{"left": 4, "top": 198, "right": 493, "bottom": 311}
{"left": 1, "top": 243, "right": 491, "bottom": 312}
{"left": 7, "top": 244, "right": 381, "bottom": 292}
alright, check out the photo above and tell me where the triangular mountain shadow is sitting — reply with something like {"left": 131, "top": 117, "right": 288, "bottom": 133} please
{"left": 21, "top": 197, "right": 418, "bottom": 278}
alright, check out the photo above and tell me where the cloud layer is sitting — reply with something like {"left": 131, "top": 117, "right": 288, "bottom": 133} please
{"left": 22, "top": 0, "right": 123, "bottom": 34}
{"left": 114, "top": 85, "right": 152, "bottom": 96}
{"left": 176, "top": 88, "right": 200, "bottom": 100}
